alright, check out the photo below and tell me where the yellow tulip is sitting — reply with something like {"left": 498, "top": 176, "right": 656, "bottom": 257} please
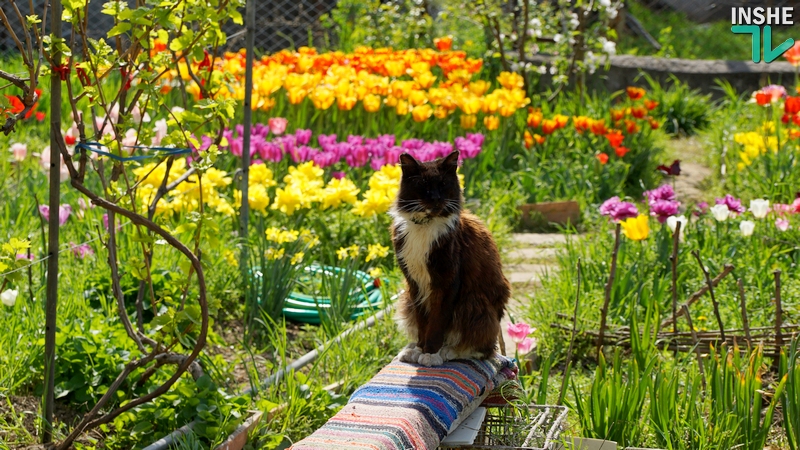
{"left": 497, "top": 71, "right": 525, "bottom": 89}
{"left": 460, "top": 114, "right": 477, "bottom": 129}
{"left": 395, "top": 99, "right": 410, "bottom": 115}
{"left": 415, "top": 71, "right": 437, "bottom": 89}
{"left": 311, "top": 86, "right": 335, "bottom": 110}
{"left": 484, "top": 115, "right": 499, "bottom": 130}
{"left": 412, "top": 104, "right": 433, "bottom": 122}
{"left": 434, "top": 106, "right": 449, "bottom": 119}
{"left": 409, "top": 90, "right": 428, "bottom": 106}
{"left": 337, "top": 95, "right": 357, "bottom": 111}
{"left": 287, "top": 87, "right": 307, "bottom": 105}
{"left": 363, "top": 94, "right": 382, "bottom": 113}
{"left": 620, "top": 214, "right": 650, "bottom": 241}
{"left": 469, "top": 80, "right": 490, "bottom": 96}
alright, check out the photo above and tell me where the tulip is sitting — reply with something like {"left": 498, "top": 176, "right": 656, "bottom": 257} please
{"left": 483, "top": 115, "right": 499, "bottom": 130}
{"left": 626, "top": 86, "right": 646, "bottom": 100}
{"left": 507, "top": 322, "right": 534, "bottom": 343}
{"left": 614, "top": 146, "right": 629, "bottom": 157}
{"left": 363, "top": 94, "right": 381, "bottom": 113}
{"left": 776, "top": 218, "right": 791, "bottom": 231}
{"left": 710, "top": 204, "right": 730, "bottom": 221}
{"left": 412, "top": 104, "right": 433, "bottom": 122}
{"left": 516, "top": 337, "right": 536, "bottom": 355}
{"left": 749, "top": 199, "right": 770, "bottom": 219}
{"left": 268, "top": 117, "right": 288, "bottom": 135}
{"left": 460, "top": 114, "right": 477, "bottom": 129}
{"left": 621, "top": 214, "right": 650, "bottom": 240}
{"left": 739, "top": 220, "right": 755, "bottom": 237}
{"left": 10, "top": 143, "right": 27, "bottom": 162}
{"left": 716, "top": 194, "right": 746, "bottom": 214}
{"left": 605, "top": 130, "right": 624, "bottom": 148}
{"left": 651, "top": 199, "right": 680, "bottom": 223}
{"left": 666, "top": 215, "right": 687, "bottom": 238}
{"left": 596, "top": 152, "right": 609, "bottom": 165}
{"left": 434, "top": 36, "right": 453, "bottom": 51}
{"left": 1, "top": 289, "right": 18, "bottom": 307}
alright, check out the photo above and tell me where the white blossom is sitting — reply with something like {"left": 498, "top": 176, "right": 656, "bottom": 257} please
{"left": 740, "top": 220, "right": 755, "bottom": 237}
{"left": 749, "top": 199, "right": 770, "bottom": 219}
{"left": 1, "top": 289, "right": 18, "bottom": 307}
{"left": 710, "top": 204, "right": 730, "bottom": 222}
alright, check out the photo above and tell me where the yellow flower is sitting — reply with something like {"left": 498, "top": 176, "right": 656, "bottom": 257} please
{"left": 460, "top": 114, "right": 477, "bottom": 129}
{"left": 336, "top": 245, "right": 359, "bottom": 260}
{"left": 415, "top": 71, "right": 437, "bottom": 89}
{"left": 271, "top": 185, "right": 305, "bottom": 215}
{"left": 409, "top": 90, "right": 428, "bottom": 106}
{"left": 395, "top": 99, "right": 410, "bottom": 116}
{"left": 497, "top": 71, "right": 524, "bottom": 89}
{"left": 300, "top": 229, "right": 320, "bottom": 248}
{"left": 484, "top": 115, "right": 499, "bottom": 130}
{"left": 366, "top": 244, "right": 390, "bottom": 262}
{"left": 287, "top": 87, "right": 307, "bottom": 105}
{"left": 469, "top": 80, "right": 490, "bottom": 96}
{"left": 337, "top": 94, "right": 357, "bottom": 111}
{"left": 265, "top": 227, "right": 299, "bottom": 243}
{"left": 412, "top": 104, "right": 433, "bottom": 122}
{"left": 290, "top": 251, "right": 304, "bottom": 265}
{"left": 320, "top": 178, "right": 360, "bottom": 209}
{"left": 266, "top": 248, "right": 285, "bottom": 260}
{"left": 620, "top": 214, "right": 650, "bottom": 241}
{"left": 433, "top": 106, "right": 449, "bottom": 119}
{"left": 224, "top": 250, "right": 239, "bottom": 268}
{"left": 249, "top": 163, "right": 277, "bottom": 187}
{"left": 368, "top": 267, "right": 383, "bottom": 278}
{"left": 311, "top": 86, "right": 335, "bottom": 110}
{"left": 247, "top": 184, "right": 271, "bottom": 212}
{"left": 363, "top": 94, "right": 382, "bottom": 113}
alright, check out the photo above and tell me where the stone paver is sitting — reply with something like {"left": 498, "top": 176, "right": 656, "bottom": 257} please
{"left": 512, "top": 233, "right": 570, "bottom": 247}
{"left": 506, "top": 247, "right": 558, "bottom": 261}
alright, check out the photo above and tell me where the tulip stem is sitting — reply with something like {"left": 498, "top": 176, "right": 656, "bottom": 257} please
{"left": 597, "top": 223, "right": 620, "bottom": 359}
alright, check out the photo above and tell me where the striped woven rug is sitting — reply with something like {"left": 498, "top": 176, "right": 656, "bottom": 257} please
{"left": 291, "top": 353, "right": 518, "bottom": 450}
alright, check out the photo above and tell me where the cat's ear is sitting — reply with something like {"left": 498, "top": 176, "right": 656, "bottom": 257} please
{"left": 442, "top": 150, "right": 460, "bottom": 172}
{"left": 399, "top": 153, "right": 420, "bottom": 175}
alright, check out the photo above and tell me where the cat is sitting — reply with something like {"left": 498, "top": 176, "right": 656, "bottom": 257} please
{"left": 390, "top": 150, "right": 510, "bottom": 367}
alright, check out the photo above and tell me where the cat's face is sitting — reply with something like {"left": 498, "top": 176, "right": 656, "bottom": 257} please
{"left": 396, "top": 151, "right": 462, "bottom": 220}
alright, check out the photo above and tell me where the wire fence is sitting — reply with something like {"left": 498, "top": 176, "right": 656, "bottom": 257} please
{"left": 1, "top": 0, "right": 338, "bottom": 56}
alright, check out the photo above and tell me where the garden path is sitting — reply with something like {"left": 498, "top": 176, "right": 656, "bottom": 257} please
{"left": 666, "top": 136, "right": 715, "bottom": 203}
{"left": 500, "top": 233, "right": 567, "bottom": 356}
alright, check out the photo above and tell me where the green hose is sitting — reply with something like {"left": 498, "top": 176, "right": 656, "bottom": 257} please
{"left": 280, "top": 264, "right": 384, "bottom": 324}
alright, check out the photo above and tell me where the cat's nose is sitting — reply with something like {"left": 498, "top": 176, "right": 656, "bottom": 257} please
{"left": 429, "top": 189, "right": 441, "bottom": 200}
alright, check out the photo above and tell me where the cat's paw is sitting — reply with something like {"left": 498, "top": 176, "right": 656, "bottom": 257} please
{"left": 439, "top": 346, "right": 460, "bottom": 361}
{"left": 397, "top": 345, "right": 423, "bottom": 363}
{"left": 417, "top": 352, "right": 444, "bottom": 367}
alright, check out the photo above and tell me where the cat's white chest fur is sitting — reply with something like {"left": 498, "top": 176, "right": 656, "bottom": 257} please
{"left": 391, "top": 207, "right": 458, "bottom": 304}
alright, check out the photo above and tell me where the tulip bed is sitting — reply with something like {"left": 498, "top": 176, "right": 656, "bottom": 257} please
{"left": 2, "top": 33, "right": 798, "bottom": 449}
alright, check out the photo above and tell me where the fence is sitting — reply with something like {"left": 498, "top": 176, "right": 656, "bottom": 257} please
{"left": 1, "top": 0, "right": 338, "bottom": 55}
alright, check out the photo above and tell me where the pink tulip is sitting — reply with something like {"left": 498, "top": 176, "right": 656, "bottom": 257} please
{"left": 70, "top": 242, "right": 94, "bottom": 259}
{"left": 776, "top": 218, "right": 791, "bottom": 231}
{"left": 516, "top": 337, "right": 536, "bottom": 354}
{"left": 38, "top": 204, "right": 71, "bottom": 226}
{"left": 268, "top": 117, "right": 288, "bottom": 136}
{"left": 103, "top": 213, "right": 109, "bottom": 231}
{"left": 507, "top": 322, "right": 534, "bottom": 344}
{"left": 16, "top": 253, "right": 34, "bottom": 261}
{"left": 10, "top": 143, "right": 27, "bottom": 162}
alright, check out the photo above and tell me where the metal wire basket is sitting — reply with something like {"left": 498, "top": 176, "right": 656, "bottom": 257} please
{"left": 439, "top": 403, "right": 568, "bottom": 450}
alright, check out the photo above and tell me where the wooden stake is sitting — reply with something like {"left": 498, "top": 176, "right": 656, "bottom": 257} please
{"left": 737, "top": 279, "right": 751, "bottom": 348}
{"left": 670, "top": 220, "right": 681, "bottom": 356}
{"left": 660, "top": 264, "right": 734, "bottom": 330}
{"left": 775, "top": 270, "right": 783, "bottom": 349}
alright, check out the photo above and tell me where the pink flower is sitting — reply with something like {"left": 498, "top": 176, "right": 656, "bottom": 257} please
{"left": 70, "top": 242, "right": 94, "bottom": 259}
{"left": 507, "top": 322, "right": 534, "bottom": 344}
{"left": 268, "top": 117, "right": 288, "bottom": 136}
{"left": 516, "top": 337, "right": 536, "bottom": 355}
{"left": 103, "top": 213, "right": 109, "bottom": 231}
{"left": 39, "top": 204, "right": 72, "bottom": 226}
{"left": 10, "top": 143, "right": 27, "bottom": 162}
{"left": 793, "top": 198, "right": 800, "bottom": 213}
{"left": 332, "top": 171, "right": 346, "bottom": 179}
{"left": 152, "top": 119, "right": 168, "bottom": 146}
{"left": 776, "top": 218, "right": 791, "bottom": 231}
{"left": 16, "top": 253, "right": 34, "bottom": 261}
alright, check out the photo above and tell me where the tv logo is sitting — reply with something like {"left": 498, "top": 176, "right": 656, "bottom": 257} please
{"left": 731, "top": 7, "right": 795, "bottom": 63}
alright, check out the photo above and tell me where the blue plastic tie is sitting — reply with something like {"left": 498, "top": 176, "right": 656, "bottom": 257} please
{"left": 75, "top": 141, "right": 192, "bottom": 162}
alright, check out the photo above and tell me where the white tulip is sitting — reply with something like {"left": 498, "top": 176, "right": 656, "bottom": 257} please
{"left": 666, "top": 215, "right": 688, "bottom": 239}
{"left": 749, "top": 199, "right": 770, "bottom": 219}
{"left": 710, "top": 204, "right": 730, "bottom": 222}
{"left": 1, "top": 289, "right": 18, "bottom": 307}
{"left": 740, "top": 220, "right": 755, "bottom": 237}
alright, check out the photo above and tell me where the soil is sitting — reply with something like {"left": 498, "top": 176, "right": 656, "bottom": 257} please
{"left": 0, "top": 395, "right": 99, "bottom": 449}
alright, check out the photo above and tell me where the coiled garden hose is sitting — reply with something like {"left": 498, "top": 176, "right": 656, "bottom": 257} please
{"left": 280, "top": 264, "right": 384, "bottom": 324}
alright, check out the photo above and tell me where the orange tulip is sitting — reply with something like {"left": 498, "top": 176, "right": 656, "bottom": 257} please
{"left": 614, "top": 146, "right": 629, "bottom": 157}
{"left": 412, "top": 104, "right": 433, "bottom": 122}
{"left": 434, "top": 106, "right": 449, "bottom": 119}
{"left": 626, "top": 86, "right": 646, "bottom": 100}
{"left": 524, "top": 130, "right": 534, "bottom": 149}
{"left": 541, "top": 119, "right": 558, "bottom": 135}
{"left": 484, "top": 115, "right": 499, "bottom": 130}
{"left": 461, "top": 114, "right": 477, "bottom": 129}
{"left": 785, "top": 41, "right": 800, "bottom": 66}
{"left": 434, "top": 36, "right": 453, "bottom": 51}
{"left": 624, "top": 119, "right": 640, "bottom": 134}
{"left": 527, "top": 110, "right": 543, "bottom": 128}
{"left": 337, "top": 95, "right": 357, "bottom": 110}
{"left": 605, "top": 130, "right": 624, "bottom": 148}
{"left": 590, "top": 118, "right": 608, "bottom": 136}
{"left": 597, "top": 153, "right": 609, "bottom": 164}
{"left": 573, "top": 116, "right": 591, "bottom": 133}
{"left": 644, "top": 99, "right": 659, "bottom": 111}
{"left": 553, "top": 114, "right": 569, "bottom": 129}
{"left": 631, "top": 106, "right": 647, "bottom": 119}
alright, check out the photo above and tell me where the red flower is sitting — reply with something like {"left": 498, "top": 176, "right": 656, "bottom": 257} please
{"left": 35, "top": 111, "right": 45, "bottom": 121}
{"left": 610, "top": 108, "right": 625, "bottom": 122}
{"left": 590, "top": 118, "right": 608, "bottom": 136}
{"left": 614, "top": 146, "right": 629, "bottom": 157}
{"left": 626, "top": 86, "right": 646, "bottom": 100}
{"left": 624, "top": 119, "right": 639, "bottom": 134}
{"left": 605, "top": 130, "right": 624, "bottom": 148}
{"left": 644, "top": 99, "right": 659, "bottom": 110}
{"left": 782, "top": 114, "right": 791, "bottom": 124}
{"left": 4, "top": 95, "right": 24, "bottom": 114}
{"left": 786, "top": 96, "right": 800, "bottom": 115}
{"left": 794, "top": 114, "right": 800, "bottom": 127}
{"left": 755, "top": 92, "right": 771, "bottom": 106}
{"left": 648, "top": 118, "right": 660, "bottom": 130}
{"left": 434, "top": 37, "right": 453, "bottom": 51}
{"left": 631, "top": 106, "right": 647, "bottom": 119}
{"left": 657, "top": 160, "right": 681, "bottom": 176}
{"left": 597, "top": 153, "right": 609, "bottom": 164}
{"left": 65, "top": 134, "right": 76, "bottom": 146}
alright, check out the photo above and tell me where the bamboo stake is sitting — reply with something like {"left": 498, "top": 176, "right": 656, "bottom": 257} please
{"left": 682, "top": 304, "right": 705, "bottom": 389}
{"left": 598, "top": 224, "right": 621, "bottom": 359}
{"left": 42, "top": 0, "right": 63, "bottom": 442}
{"left": 691, "top": 251, "right": 726, "bottom": 342}
{"left": 558, "top": 259, "right": 581, "bottom": 406}
{"left": 737, "top": 279, "right": 751, "bottom": 348}
{"left": 240, "top": 0, "right": 255, "bottom": 338}
{"left": 775, "top": 270, "right": 783, "bottom": 349}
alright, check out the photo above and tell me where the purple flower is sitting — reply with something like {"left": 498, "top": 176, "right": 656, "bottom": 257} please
{"left": 650, "top": 199, "right": 680, "bottom": 223}
{"left": 370, "top": 157, "right": 386, "bottom": 171}
{"left": 694, "top": 201, "right": 709, "bottom": 217}
{"left": 312, "top": 151, "right": 338, "bottom": 168}
{"left": 103, "top": 213, "right": 109, "bottom": 231}
{"left": 467, "top": 133, "right": 485, "bottom": 147}
{"left": 599, "top": 197, "right": 621, "bottom": 216}
{"left": 290, "top": 145, "right": 314, "bottom": 163}
{"left": 71, "top": 242, "right": 94, "bottom": 259}
{"left": 295, "top": 129, "right": 312, "bottom": 146}
{"left": 644, "top": 184, "right": 676, "bottom": 204}
{"left": 347, "top": 135, "right": 363, "bottom": 146}
{"left": 318, "top": 134, "right": 338, "bottom": 149}
{"left": 455, "top": 137, "right": 482, "bottom": 159}
{"left": 332, "top": 171, "right": 346, "bottom": 179}
{"left": 345, "top": 145, "right": 369, "bottom": 168}
{"left": 715, "top": 194, "right": 745, "bottom": 214}
{"left": 39, "top": 204, "right": 72, "bottom": 226}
